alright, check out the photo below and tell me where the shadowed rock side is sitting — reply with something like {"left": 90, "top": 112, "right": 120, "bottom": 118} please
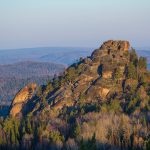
{"left": 9, "top": 83, "right": 37, "bottom": 117}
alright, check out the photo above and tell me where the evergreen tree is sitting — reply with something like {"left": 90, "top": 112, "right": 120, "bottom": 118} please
{"left": 0, "top": 130, "right": 3, "bottom": 145}
{"left": 10, "top": 129, "right": 15, "bottom": 144}
{"left": 37, "top": 86, "right": 43, "bottom": 97}
{"left": 53, "top": 77, "right": 60, "bottom": 89}
{"left": 110, "top": 99, "right": 122, "bottom": 113}
{"left": 73, "top": 121, "right": 81, "bottom": 138}
{"left": 130, "top": 48, "right": 138, "bottom": 67}
{"left": 113, "top": 68, "right": 122, "bottom": 80}
{"left": 126, "top": 63, "right": 137, "bottom": 79}
{"left": 138, "top": 56, "right": 147, "bottom": 69}
{"left": 26, "top": 118, "right": 32, "bottom": 134}
{"left": 88, "top": 133, "right": 97, "bottom": 150}
{"left": 45, "top": 81, "right": 53, "bottom": 94}
{"left": 79, "top": 138, "right": 86, "bottom": 150}
{"left": 41, "top": 96, "right": 48, "bottom": 108}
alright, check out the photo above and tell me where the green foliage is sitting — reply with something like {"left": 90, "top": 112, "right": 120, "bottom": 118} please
{"left": 78, "top": 94, "right": 86, "bottom": 106}
{"left": 2, "top": 118, "right": 20, "bottom": 146}
{"left": 130, "top": 48, "right": 138, "bottom": 66}
{"left": 53, "top": 77, "right": 60, "bottom": 89}
{"left": 101, "top": 103, "right": 108, "bottom": 112}
{"left": 10, "top": 128, "right": 15, "bottom": 144}
{"left": 79, "top": 133, "right": 97, "bottom": 150}
{"left": 101, "top": 99, "right": 121, "bottom": 113}
{"left": 65, "top": 67, "right": 77, "bottom": 82}
{"left": 44, "top": 81, "right": 53, "bottom": 95}
{"left": 126, "top": 98, "right": 138, "bottom": 113}
{"left": 73, "top": 121, "right": 81, "bottom": 138}
{"left": 113, "top": 68, "right": 122, "bottom": 80}
{"left": 109, "top": 99, "right": 122, "bottom": 113}
{"left": 49, "top": 130, "right": 64, "bottom": 143}
{"left": 41, "top": 96, "right": 48, "bottom": 108}
{"left": 0, "top": 135, "right": 2, "bottom": 145}
{"left": 126, "top": 63, "right": 137, "bottom": 79}
{"left": 37, "top": 86, "right": 43, "bottom": 97}
{"left": 79, "top": 138, "right": 86, "bottom": 150}
{"left": 144, "top": 138, "right": 150, "bottom": 150}
{"left": 65, "top": 64, "right": 84, "bottom": 83}
{"left": 88, "top": 133, "right": 97, "bottom": 150}
{"left": 138, "top": 57, "right": 147, "bottom": 69}
{"left": 83, "top": 103, "right": 100, "bottom": 114}
{"left": 26, "top": 118, "right": 32, "bottom": 134}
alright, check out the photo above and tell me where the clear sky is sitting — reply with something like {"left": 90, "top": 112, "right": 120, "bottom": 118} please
{"left": 0, "top": 0, "right": 150, "bottom": 49}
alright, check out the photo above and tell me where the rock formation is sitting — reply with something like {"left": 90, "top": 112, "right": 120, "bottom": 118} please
{"left": 9, "top": 40, "right": 131, "bottom": 116}
{"left": 9, "top": 83, "right": 37, "bottom": 117}
{"left": 4, "top": 40, "right": 150, "bottom": 150}
{"left": 39, "top": 40, "right": 131, "bottom": 112}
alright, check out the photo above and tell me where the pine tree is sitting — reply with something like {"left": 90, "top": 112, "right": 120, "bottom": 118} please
{"left": 41, "top": 96, "right": 48, "bottom": 108}
{"left": 79, "top": 138, "right": 86, "bottom": 150}
{"left": 73, "top": 121, "right": 81, "bottom": 138}
{"left": 126, "top": 63, "right": 137, "bottom": 79}
{"left": 26, "top": 118, "right": 32, "bottom": 134}
{"left": 0, "top": 131, "right": 3, "bottom": 145}
{"left": 130, "top": 48, "right": 138, "bottom": 67}
{"left": 88, "top": 133, "right": 97, "bottom": 150}
{"left": 45, "top": 81, "right": 53, "bottom": 95}
{"left": 37, "top": 86, "right": 43, "bottom": 97}
{"left": 113, "top": 68, "right": 122, "bottom": 80}
{"left": 138, "top": 56, "right": 147, "bottom": 69}
{"left": 53, "top": 77, "right": 60, "bottom": 89}
{"left": 10, "top": 129, "right": 15, "bottom": 144}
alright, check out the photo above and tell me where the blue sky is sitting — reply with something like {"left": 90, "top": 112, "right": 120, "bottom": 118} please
{"left": 0, "top": 0, "right": 150, "bottom": 49}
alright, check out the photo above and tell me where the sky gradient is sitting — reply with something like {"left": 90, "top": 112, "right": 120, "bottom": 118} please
{"left": 0, "top": 0, "right": 150, "bottom": 49}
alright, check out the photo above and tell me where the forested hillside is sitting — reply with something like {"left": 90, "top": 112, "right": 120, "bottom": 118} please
{"left": 0, "top": 40, "right": 150, "bottom": 150}
{"left": 0, "top": 61, "right": 65, "bottom": 105}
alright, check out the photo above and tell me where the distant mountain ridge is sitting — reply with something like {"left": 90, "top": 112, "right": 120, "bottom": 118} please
{"left": 0, "top": 47, "right": 93, "bottom": 65}
{"left": 0, "top": 47, "right": 149, "bottom": 68}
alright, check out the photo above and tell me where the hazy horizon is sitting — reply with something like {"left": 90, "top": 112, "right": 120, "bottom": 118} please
{"left": 0, "top": 46, "right": 150, "bottom": 51}
{"left": 0, "top": 0, "right": 150, "bottom": 49}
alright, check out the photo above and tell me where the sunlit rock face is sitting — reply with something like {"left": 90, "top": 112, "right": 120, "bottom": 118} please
{"left": 9, "top": 83, "right": 37, "bottom": 117}
{"left": 101, "top": 40, "right": 130, "bottom": 51}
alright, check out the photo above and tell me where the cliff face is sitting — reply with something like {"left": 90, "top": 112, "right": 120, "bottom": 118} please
{"left": 9, "top": 83, "right": 37, "bottom": 117}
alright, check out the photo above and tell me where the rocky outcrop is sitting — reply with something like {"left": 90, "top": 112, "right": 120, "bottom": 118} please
{"left": 91, "top": 40, "right": 130, "bottom": 63}
{"left": 102, "top": 40, "right": 130, "bottom": 51}
{"left": 9, "top": 83, "right": 37, "bottom": 117}
{"left": 10, "top": 40, "right": 132, "bottom": 115}
{"left": 46, "top": 40, "right": 131, "bottom": 109}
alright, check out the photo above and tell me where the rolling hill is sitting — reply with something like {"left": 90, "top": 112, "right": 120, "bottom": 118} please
{"left": 0, "top": 61, "right": 65, "bottom": 105}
